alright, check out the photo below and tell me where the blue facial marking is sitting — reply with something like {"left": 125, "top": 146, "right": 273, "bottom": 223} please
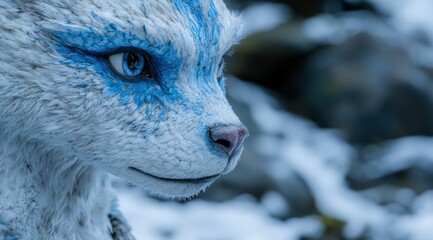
{"left": 49, "top": 3, "right": 226, "bottom": 123}
{"left": 50, "top": 23, "right": 185, "bottom": 118}
{"left": 172, "top": 0, "right": 222, "bottom": 91}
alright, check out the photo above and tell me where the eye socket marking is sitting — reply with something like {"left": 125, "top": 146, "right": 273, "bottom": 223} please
{"left": 106, "top": 51, "right": 152, "bottom": 81}
{"left": 105, "top": 49, "right": 233, "bottom": 83}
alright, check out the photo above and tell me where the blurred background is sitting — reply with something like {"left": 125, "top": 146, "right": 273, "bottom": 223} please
{"left": 115, "top": 0, "right": 433, "bottom": 239}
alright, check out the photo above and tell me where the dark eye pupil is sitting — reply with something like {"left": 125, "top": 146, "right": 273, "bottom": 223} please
{"left": 127, "top": 53, "right": 139, "bottom": 71}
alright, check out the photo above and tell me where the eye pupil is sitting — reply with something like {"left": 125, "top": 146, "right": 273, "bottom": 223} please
{"left": 127, "top": 52, "right": 139, "bottom": 71}
{"left": 121, "top": 51, "right": 147, "bottom": 78}
{"left": 107, "top": 51, "right": 152, "bottom": 81}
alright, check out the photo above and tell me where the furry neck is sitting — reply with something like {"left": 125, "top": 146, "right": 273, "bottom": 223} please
{"left": 0, "top": 133, "right": 114, "bottom": 240}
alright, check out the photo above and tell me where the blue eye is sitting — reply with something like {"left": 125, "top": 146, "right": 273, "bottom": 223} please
{"left": 107, "top": 51, "right": 151, "bottom": 80}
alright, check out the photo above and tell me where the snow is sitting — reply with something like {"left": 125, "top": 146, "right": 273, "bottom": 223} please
{"left": 229, "top": 78, "right": 389, "bottom": 238}
{"left": 260, "top": 191, "right": 290, "bottom": 218}
{"left": 116, "top": 188, "right": 322, "bottom": 240}
{"left": 228, "top": 78, "right": 433, "bottom": 239}
{"left": 370, "top": 0, "right": 433, "bottom": 68}
{"left": 357, "top": 136, "right": 433, "bottom": 180}
{"left": 392, "top": 191, "right": 433, "bottom": 240}
{"left": 241, "top": 3, "right": 291, "bottom": 37}
{"left": 301, "top": 11, "right": 397, "bottom": 46}
{"left": 370, "top": 0, "right": 433, "bottom": 40}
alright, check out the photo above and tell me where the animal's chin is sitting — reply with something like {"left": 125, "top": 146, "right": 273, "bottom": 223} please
{"left": 126, "top": 167, "right": 221, "bottom": 199}
{"left": 122, "top": 147, "right": 245, "bottom": 198}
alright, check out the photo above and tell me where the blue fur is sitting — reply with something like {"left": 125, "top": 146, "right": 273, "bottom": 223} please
{"left": 49, "top": 4, "right": 224, "bottom": 119}
{"left": 50, "top": 24, "right": 184, "bottom": 114}
{"left": 172, "top": 1, "right": 222, "bottom": 89}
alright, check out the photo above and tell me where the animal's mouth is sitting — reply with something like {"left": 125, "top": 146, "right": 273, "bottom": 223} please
{"left": 128, "top": 167, "right": 221, "bottom": 184}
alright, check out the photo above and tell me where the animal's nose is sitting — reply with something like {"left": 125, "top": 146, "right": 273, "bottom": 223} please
{"left": 209, "top": 125, "right": 249, "bottom": 157}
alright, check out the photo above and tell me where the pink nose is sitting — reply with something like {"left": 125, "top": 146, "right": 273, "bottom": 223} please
{"left": 209, "top": 125, "right": 249, "bottom": 157}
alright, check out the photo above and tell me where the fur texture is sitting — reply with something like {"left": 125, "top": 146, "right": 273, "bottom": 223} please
{"left": 0, "top": 0, "right": 245, "bottom": 239}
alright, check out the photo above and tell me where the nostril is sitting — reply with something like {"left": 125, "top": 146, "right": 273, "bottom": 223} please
{"left": 209, "top": 125, "right": 248, "bottom": 157}
{"left": 215, "top": 139, "right": 232, "bottom": 149}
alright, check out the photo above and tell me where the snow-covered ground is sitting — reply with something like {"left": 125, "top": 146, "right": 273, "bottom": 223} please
{"left": 116, "top": 188, "right": 322, "bottom": 240}
{"left": 228, "top": 79, "right": 433, "bottom": 240}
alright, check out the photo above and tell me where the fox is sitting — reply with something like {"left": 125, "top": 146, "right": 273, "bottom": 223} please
{"left": 0, "top": 0, "right": 248, "bottom": 239}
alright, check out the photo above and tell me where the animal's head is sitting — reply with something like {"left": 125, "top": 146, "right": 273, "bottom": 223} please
{"left": 0, "top": 0, "right": 248, "bottom": 198}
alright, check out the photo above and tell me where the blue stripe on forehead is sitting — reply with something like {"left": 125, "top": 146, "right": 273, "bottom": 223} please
{"left": 172, "top": 0, "right": 221, "bottom": 74}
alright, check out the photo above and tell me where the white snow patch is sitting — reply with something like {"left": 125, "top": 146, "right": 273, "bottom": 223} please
{"left": 261, "top": 191, "right": 291, "bottom": 218}
{"left": 116, "top": 188, "right": 322, "bottom": 240}
{"left": 241, "top": 3, "right": 291, "bottom": 37}
{"left": 371, "top": 0, "right": 433, "bottom": 39}
{"left": 358, "top": 136, "right": 433, "bottom": 180}
{"left": 228, "top": 77, "right": 433, "bottom": 239}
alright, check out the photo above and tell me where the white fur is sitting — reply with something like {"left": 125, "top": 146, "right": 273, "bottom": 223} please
{"left": 0, "top": 0, "right": 244, "bottom": 239}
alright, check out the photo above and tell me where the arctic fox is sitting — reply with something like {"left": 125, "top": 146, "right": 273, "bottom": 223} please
{"left": 0, "top": 0, "right": 247, "bottom": 239}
